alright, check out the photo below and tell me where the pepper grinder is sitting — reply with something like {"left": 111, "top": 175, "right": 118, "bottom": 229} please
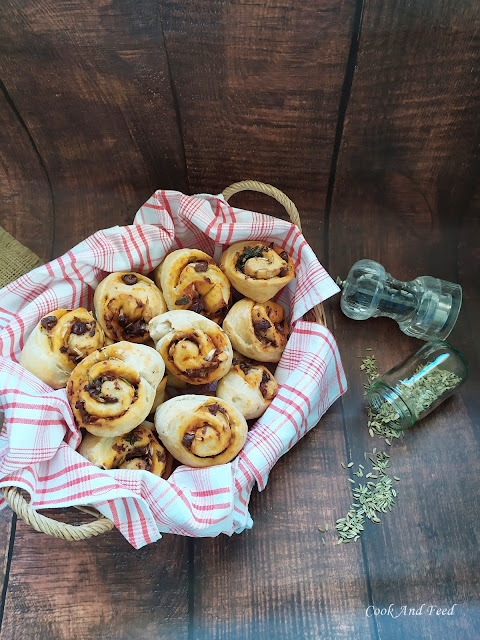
{"left": 338, "top": 259, "right": 462, "bottom": 341}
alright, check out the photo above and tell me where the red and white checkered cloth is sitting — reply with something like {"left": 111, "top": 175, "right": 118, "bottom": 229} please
{"left": 0, "top": 190, "right": 346, "bottom": 548}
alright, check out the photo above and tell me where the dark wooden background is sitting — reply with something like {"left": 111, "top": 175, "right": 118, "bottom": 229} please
{"left": 0, "top": 1, "right": 479, "bottom": 639}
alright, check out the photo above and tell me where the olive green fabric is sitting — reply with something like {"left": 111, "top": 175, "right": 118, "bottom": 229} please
{"left": 0, "top": 225, "right": 43, "bottom": 288}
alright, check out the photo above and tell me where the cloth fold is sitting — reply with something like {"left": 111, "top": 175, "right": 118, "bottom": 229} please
{"left": 0, "top": 190, "right": 346, "bottom": 548}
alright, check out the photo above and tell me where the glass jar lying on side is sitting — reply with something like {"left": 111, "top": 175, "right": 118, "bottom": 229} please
{"left": 366, "top": 340, "right": 468, "bottom": 431}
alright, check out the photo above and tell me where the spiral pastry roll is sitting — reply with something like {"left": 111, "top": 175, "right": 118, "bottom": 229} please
{"left": 149, "top": 310, "right": 233, "bottom": 385}
{"left": 19, "top": 308, "right": 105, "bottom": 389}
{"left": 78, "top": 423, "right": 173, "bottom": 478}
{"left": 216, "top": 355, "right": 278, "bottom": 419}
{"left": 155, "top": 395, "right": 247, "bottom": 467}
{"left": 222, "top": 298, "right": 289, "bottom": 362}
{"left": 154, "top": 249, "right": 231, "bottom": 323}
{"left": 219, "top": 241, "right": 294, "bottom": 303}
{"left": 67, "top": 342, "right": 165, "bottom": 437}
{"left": 94, "top": 272, "right": 166, "bottom": 344}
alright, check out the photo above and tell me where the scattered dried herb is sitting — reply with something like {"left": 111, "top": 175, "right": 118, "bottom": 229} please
{"left": 364, "top": 353, "right": 461, "bottom": 441}
{"left": 335, "top": 451, "right": 398, "bottom": 544}
{"left": 360, "top": 352, "right": 404, "bottom": 443}
{"left": 394, "top": 366, "right": 462, "bottom": 417}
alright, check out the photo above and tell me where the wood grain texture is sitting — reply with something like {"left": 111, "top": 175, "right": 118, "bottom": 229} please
{"left": 161, "top": 0, "right": 357, "bottom": 261}
{"left": 329, "top": 2, "right": 480, "bottom": 638}
{"left": 0, "top": 510, "right": 15, "bottom": 631}
{"left": 0, "top": 0, "right": 188, "bottom": 259}
{"left": 0, "top": 509, "right": 190, "bottom": 640}
{"left": 189, "top": 404, "right": 375, "bottom": 640}
{"left": 0, "top": 86, "right": 53, "bottom": 261}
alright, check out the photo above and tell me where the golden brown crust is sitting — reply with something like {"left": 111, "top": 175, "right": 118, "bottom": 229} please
{"left": 94, "top": 272, "right": 166, "bottom": 344}
{"left": 149, "top": 311, "right": 233, "bottom": 385}
{"left": 67, "top": 342, "right": 165, "bottom": 437}
{"left": 154, "top": 249, "right": 231, "bottom": 323}
{"left": 219, "top": 241, "right": 294, "bottom": 303}
{"left": 78, "top": 424, "right": 173, "bottom": 478}
{"left": 216, "top": 355, "right": 278, "bottom": 419}
{"left": 19, "top": 308, "right": 105, "bottom": 389}
{"left": 222, "top": 298, "right": 288, "bottom": 362}
{"left": 155, "top": 395, "right": 247, "bottom": 467}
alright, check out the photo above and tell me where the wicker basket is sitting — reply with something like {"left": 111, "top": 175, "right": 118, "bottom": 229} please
{"left": 1, "top": 180, "right": 326, "bottom": 540}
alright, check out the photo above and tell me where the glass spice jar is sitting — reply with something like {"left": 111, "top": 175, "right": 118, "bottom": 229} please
{"left": 366, "top": 340, "right": 468, "bottom": 431}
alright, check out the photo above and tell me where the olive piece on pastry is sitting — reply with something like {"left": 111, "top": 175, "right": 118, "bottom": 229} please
{"left": 149, "top": 310, "right": 233, "bottom": 386}
{"left": 78, "top": 423, "right": 173, "bottom": 478}
{"left": 219, "top": 241, "right": 294, "bottom": 303}
{"left": 222, "top": 298, "right": 289, "bottom": 362}
{"left": 154, "top": 249, "right": 231, "bottom": 323}
{"left": 94, "top": 272, "right": 166, "bottom": 344}
{"left": 19, "top": 308, "right": 105, "bottom": 389}
{"left": 155, "top": 395, "right": 247, "bottom": 468}
{"left": 216, "top": 355, "right": 278, "bottom": 419}
{"left": 67, "top": 342, "right": 165, "bottom": 437}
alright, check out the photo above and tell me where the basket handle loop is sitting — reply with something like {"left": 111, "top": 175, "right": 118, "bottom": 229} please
{"left": 222, "top": 180, "right": 326, "bottom": 326}
{"left": 222, "top": 180, "right": 302, "bottom": 231}
{"left": 2, "top": 486, "right": 114, "bottom": 541}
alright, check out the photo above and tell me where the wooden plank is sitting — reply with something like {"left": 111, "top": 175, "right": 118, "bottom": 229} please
{"left": 455, "top": 183, "right": 480, "bottom": 442}
{"left": 161, "top": 0, "right": 356, "bottom": 260}
{"left": 0, "top": 510, "right": 15, "bottom": 631}
{"left": 0, "top": 85, "right": 53, "bottom": 262}
{"left": 0, "top": 509, "right": 189, "bottom": 640}
{"left": 160, "top": 2, "right": 373, "bottom": 636}
{"left": 328, "top": 1, "right": 480, "bottom": 636}
{"left": 190, "top": 403, "right": 376, "bottom": 639}
{"left": 0, "top": 2, "right": 191, "bottom": 638}
{"left": 0, "top": 0, "right": 188, "bottom": 259}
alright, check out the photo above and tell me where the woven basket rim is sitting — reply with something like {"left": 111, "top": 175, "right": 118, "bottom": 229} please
{"left": 2, "top": 180, "right": 326, "bottom": 541}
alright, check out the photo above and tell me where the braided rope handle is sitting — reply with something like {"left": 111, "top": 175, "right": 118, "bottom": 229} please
{"left": 2, "top": 486, "right": 114, "bottom": 540}
{"left": 222, "top": 180, "right": 327, "bottom": 326}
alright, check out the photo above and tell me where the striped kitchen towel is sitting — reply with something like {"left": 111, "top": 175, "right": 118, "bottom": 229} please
{"left": 0, "top": 190, "right": 346, "bottom": 548}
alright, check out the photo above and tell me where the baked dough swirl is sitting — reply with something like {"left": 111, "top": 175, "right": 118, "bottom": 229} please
{"left": 94, "top": 272, "right": 166, "bottom": 344}
{"left": 149, "top": 310, "right": 233, "bottom": 385}
{"left": 222, "top": 298, "right": 289, "bottom": 362}
{"left": 67, "top": 342, "right": 165, "bottom": 437}
{"left": 19, "top": 308, "right": 105, "bottom": 389}
{"left": 154, "top": 249, "right": 231, "bottom": 323}
{"left": 155, "top": 395, "right": 248, "bottom": 467}
{"left": 219, "top": 241, "right": 294, "bottom": 303}
{"left": 78, "top": 423, "right": 173, "bottom": 478}
{"left": 216, "top": 355, "right": 278, "bottom": 419}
